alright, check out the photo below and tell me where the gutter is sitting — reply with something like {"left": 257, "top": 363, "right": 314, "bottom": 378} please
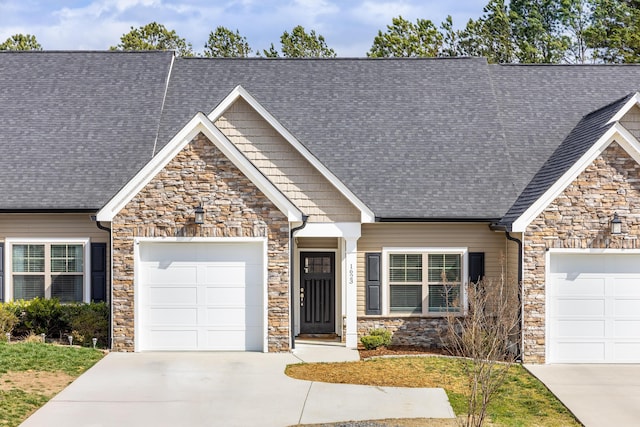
{"left": 289, "top": 215, "right": 309, "bottom": 351}
{"left": 376, "top": 217, "right": 501, "bottom": 223}
{"left": 490, "top": 223, "right": 524, "bottom": 361}
{"left": 90, "top": 215, "right": 112, "bottom": 350}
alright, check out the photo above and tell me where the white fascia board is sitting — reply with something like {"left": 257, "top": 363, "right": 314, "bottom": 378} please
{"left": 512, "top": 123, "right": 640, "bottom": 232}
{"left": 607, "top": 92, "right": 640, "bottom": 124}
{"left": 97, "top": 112, "right": 302, "bottom": 222}
{"left": 294, "top": 222, "right": 362, "bottom": 239}
{"left": 208, "top": 85, "right": 375, "bottom": 223}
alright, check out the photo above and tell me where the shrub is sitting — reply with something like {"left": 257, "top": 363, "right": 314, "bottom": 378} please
{"left": 0, "top": 305, "right": 18, "bottom": 339}
{"left": 0, "top": 300, "right": 109, "bottom": 347}
{"left": 4, "top": 298, "right": 66, "bottom": 338}
{"left": 66, "top": 302, "right": 109, "bottom": 347}
{"left": 360, "top": 328, "right": 392, "bottom": 350}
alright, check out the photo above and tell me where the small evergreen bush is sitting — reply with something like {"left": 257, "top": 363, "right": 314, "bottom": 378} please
{"left": 360, "top": 328, "right": 392, "bottom": 350}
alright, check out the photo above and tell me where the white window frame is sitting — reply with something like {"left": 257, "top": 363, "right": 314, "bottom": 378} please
{"left": 4, "top": 238, "right": 91, "bottom": 303}
{"left": 381, "top": 247, "right": 468, "bottom": 316}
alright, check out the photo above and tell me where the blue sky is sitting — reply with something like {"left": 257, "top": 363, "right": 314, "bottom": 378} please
{"left": 0, "top": 0, "right": 488, "bottom": 56}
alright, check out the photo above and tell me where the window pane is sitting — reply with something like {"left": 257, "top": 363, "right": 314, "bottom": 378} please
{"left": 13, "top": 275, "right": 45, "bottom": 300}
{"left": 428, "top": 254, "right": 461, "bottom": 283}
{"left": 13, "top": 244, "right": 45, "bottom": 273}
{"left": 51, "top": 244, "right": 83, "bottom": 273}
{"left": 51, "top": 275, "right": 83, "bottom": 302}
{"left": 389, "top": 254, "right": 422, "bottom": 282}
{"left": 429, "top": 284, "right": 460, "bottom": 312}
{"left": 390, "top": 284, "right": 422, "bottom": 313}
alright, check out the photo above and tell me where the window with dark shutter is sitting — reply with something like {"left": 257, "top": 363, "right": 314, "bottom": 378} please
{"left": 91, "top": 243, "right": 107, "bottom": 302}
{"left": 365, "top": 252, "right": 381, "bottom": 315}
{"left": 469, "top": 252, "right": 485, "bottom": 284}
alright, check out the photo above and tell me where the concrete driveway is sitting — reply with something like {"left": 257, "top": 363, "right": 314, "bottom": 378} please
{"left": 526, "top": 364, "right": 640, "bottom": 427}
{"left": 21, "top": 346, "right": 454, "bottom": 427}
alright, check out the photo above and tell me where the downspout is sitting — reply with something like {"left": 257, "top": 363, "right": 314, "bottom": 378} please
{"left": 91, "top": 215, "right": 112, "bottom": 349}
{"left": 289, "top": 215, "right": 309, "bottom": 351}
{"left": 505, "top": 231, "right": 523, "bottom": 362}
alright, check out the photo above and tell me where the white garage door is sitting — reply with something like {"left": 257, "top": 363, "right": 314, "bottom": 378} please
{"left": 548, "top": 253, "right": 640, "bottom": 363}
{"left": 137, "top": 241, "right": 264, "bottom": 351}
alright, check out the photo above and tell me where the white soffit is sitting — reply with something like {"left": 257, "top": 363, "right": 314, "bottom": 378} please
{"left": 512, "top": 123, "right": 640, "bottom": 232}
{"left": 208, "top": 85, "right": 375, "bottom": 223}
{"left": 96, "top": 112, "right": 302, "bottom": 222}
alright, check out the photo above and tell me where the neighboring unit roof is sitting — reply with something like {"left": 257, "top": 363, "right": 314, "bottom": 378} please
{"left": 499, "top": 93, "right": 634, "bottom": 227}
{"left": 0, "top": 51, "right": 173, "bottom": 210}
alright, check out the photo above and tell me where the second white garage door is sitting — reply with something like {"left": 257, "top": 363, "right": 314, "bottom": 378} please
{"left": 548, "top": 252, "right": 640, "bottom": 363}
{"left": 137, "top": 241, "right": 265, "bottom": 351}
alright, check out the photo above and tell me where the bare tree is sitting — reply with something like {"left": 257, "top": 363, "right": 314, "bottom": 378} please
{"left": 444, "top": 274, "right": 520, "bottom": 427}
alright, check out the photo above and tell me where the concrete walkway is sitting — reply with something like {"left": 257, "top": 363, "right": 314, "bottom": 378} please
{"left": 526, "top": 364, "right": 640, "bottom": 427}
{"left": 21, "top": 344, "right": 454, "bottom": 427}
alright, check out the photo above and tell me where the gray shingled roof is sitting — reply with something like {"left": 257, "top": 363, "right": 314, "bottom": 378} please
{"left": 499, "top": 94, "right": 632, "bottom": 226}
{"left": 0, "top": 51, "right": 173, "bottom": 210}
{"left": 159, "top": 57, "right": 514, "bottom": 219}
{"left": 2, "top": 52, "right": 640, "bottom": 222}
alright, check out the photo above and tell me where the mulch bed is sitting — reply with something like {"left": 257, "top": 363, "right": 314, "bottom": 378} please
{"left": 358, "top": 345, "right": 451, "bottom": 359}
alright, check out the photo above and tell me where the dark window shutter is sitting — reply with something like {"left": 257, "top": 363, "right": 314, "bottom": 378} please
{"left": 365, "top": 252, "right": 382, "bottom": 315}
{"left": 469, "top": 252, "right": 485, "bottom": 284}
{"left": 0, "top": 243, "right": 4, "bottom": 302}
{"left": 91, "top": 243, "right": 107, "bottom": 302}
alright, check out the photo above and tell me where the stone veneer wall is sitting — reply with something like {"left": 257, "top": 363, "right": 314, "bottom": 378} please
{"left": 357, "top": 317, "right": 449, "bottom": 348}
{"left": 523, "top": 141, "right": 640, "bottom": 363}
{"left": 111, "top": 133, "right": 290, "bottom": 352}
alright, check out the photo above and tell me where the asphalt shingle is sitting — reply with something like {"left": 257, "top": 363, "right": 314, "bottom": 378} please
{"left": 0, "top": 50, "right": 173, "bottom": 210}
{"left": 2, "top": 53, "right": 640, "bottom": 223}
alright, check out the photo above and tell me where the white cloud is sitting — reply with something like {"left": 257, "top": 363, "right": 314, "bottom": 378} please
{"left": 0, "top": 0, "right": 489, "bottom": 55}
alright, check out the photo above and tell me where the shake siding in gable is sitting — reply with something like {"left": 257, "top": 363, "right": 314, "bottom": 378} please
{"left": 620, "top": 105, "right": 640, "bottom": 140}
{"left": 215, "top": 99, "right": 361, "bottom": 223}
{"left": 356, "top": 223, "right": 514, "bottom": 315}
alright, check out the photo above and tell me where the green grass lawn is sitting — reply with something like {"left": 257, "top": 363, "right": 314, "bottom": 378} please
{"left": 287, "top": 357, "right": 581, "bottom": 427}
{"left": 0, "top": 342, "right": 104, "bottom": 427}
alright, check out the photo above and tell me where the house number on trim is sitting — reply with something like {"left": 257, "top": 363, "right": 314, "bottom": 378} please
{"left": 348, "top": 264, "right": 354, "bottom": 286}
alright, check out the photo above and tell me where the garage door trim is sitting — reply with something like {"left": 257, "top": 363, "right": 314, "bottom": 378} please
{"left": 133, "top": 237, "right": 269, "bottom": 352}
{"left": 546, "top": 248, "right": 640, "bottom": 364}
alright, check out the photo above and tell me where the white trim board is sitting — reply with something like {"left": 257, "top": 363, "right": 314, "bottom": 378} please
{"left": 208, "top": 85, "right": 375, "bottom": 223}
{"left": 96, "top": 112, "right": 303, "bottom": 223}
{"left": 512, "top": 123, "right": 640, "bottom": 232}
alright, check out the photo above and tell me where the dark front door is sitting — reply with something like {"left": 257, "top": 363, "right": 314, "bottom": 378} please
{"left": 300, "top": 252, "right": 335, "bottom": 334}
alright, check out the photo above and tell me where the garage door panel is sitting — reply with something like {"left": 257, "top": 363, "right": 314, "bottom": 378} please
{"left": 555, "top": 320, "right": 605, "bottom": 338}
{"left": 550, "top": 277, "right": 605, "bottom": 296}
{"left": 146, "top": 265, "right": 198, "bottom": 284}
{"left": 138, "top": 241, "right": 265, "bottom": 351}
{"left": 554, "top": 342, "right": 605, "bottom": 363}
{"left": 614, "top": 279, "right": 640, "bottom": 296}
{"left": 205, "top": 328, "right": 262, "bottom": 351}
{"left": 206, "top": 307, "right": 246, "bottom": 325}
{"left": 555, "top": 298, "right": 605, "bottom": 316}
{"left": 615, "top": 343, "right": 640, "bottom": 361}
{"left": 148, "top": 286, "right": 198, "bottom": 305}
{"left": 615, "top": 299, "right": 640, "bottom": 316}
{"left": 149, "top": 329, "right": 198, "bottom": 350}
{"left": 615, "top": 320, "right": 640, "bottom": 338}
{"left": 149, "top": 307, "right": 198, "bottom": 325}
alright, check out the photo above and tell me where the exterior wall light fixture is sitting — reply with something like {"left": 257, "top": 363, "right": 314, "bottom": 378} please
{"left": 194, "top": 205, "right": 205, "bottom": 225}
{"left": 611, "top": 212, "right": 622, "bottom": 235}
